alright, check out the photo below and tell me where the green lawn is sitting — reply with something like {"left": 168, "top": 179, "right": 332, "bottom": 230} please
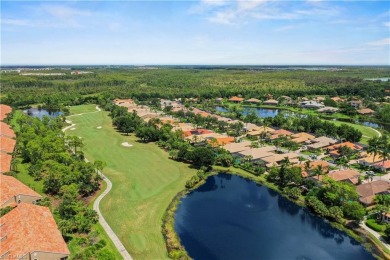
{"left": 65, "top": 105, "right": 196, "bottom": 259}
{"left": 68, "top": 104, "right": 98, "bottom": 115}
{"left": 14, "top": 158, "right": 44, "bottom": 195}
{"left": 325, "top": 120, "right": 380, "bottom": 144}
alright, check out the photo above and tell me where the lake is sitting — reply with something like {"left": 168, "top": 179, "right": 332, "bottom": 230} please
{"left": 175, "top": 174, "right": 374, "bottom": 260}
{"left": 216, "top": 106, "right": 280, "bottom": 118}
{"left": 24, "top": 108, "right": 63, "bottom": 119}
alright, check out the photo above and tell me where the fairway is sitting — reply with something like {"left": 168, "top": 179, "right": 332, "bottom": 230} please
{"left": 324, "top": 120, "right": 381, "bottom": 144}
{"left": 66, "top": 105, "right": 196, "bottom": 259}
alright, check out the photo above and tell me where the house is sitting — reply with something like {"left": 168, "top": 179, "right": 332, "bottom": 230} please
{"left": 0, "top": 104, "right": 12, "bottom": 121}
{"left": 300, "top": 101, "right": 325, "bottom": 109}
{"left": 331, "top": 96, "right": 344, "bottom": 102}
{"left": 0, "top": 203, "right": 70, "bottom": 260}
{"left": 291, "top": 132, "right": 315, "bottom": 143}
{"left": 357, "top": 180, "right": 390, "bottom": 206}
{"left": 228, "top": 96, "right": 244, "bottom": 103}
{"left": 270, "top": 129, "right": 293, "bottom": 140}
{"left": 373, "top": 160, "right": 390, "bottom": 172}
{"left": 315, "top": 97, "right": 325, "bottom": 102}
{"left": 349, "top": 100, "right": 363, "bottom": 109}
{"left": 215, "top": 97, "right": 224, "bottom": 103}
{"left": 0, "top": 175, "right": 42, "bottom": 208}
{"left": 172, "top": 123, "right": 195, "bottom": 132}
{"left": 317, "top": 107, "right": 339, "bottom": 114}
{"left": 0, "top": 122, "right": 15, "bottom": 138}
{"left": 358, "top": 152, "right": 383, "bottom": 166}
{"left": 300, "top": 161, "right": 329, "bottom": 177}
{"left": 223, "top": 141, "right": 252, "bottom": 155}
{"left": 244, "top": 123, "right": 262, "bottom": 132}
{"left": 326, "top": 142, "right": 363, "bottom": 157}
{"left": 327, "top": 169, "right": 360, "bottom": 185}
{"left": 207, "top": 136, "right": 235, "bottom": 147}
{"left": 158, "top": 116, "right": 179, "bottom": 125}
{"left": 381, "top": 212, "right": 390, "bottom": 224}
{"left": 263, "top": 99, "right": 279, "bottom": 106}
{"left": 113, "top": 98, "right": 134, "bottom": 107}
{"left": 357, "top": 108, "right": 375, "bottom": 115}
{"left": 246, "top": 127, "right": 275, "bottom": 137}
{"left": 0, "top": 136, "right": 16, "bottom": 154}
{"left": 260, "top": 152, "right": 298, "bottom": 167}
{"left": 306, "top": 136, "right": 337, "bottom": 150}
{"left": 237, "top": 146, "right": 276, "bottom": 162}
{"left": 245, "top": 98, "right": 261, "bottom": 104}
{"left": 0, "top": 152, "right": 12, "bottom": 173}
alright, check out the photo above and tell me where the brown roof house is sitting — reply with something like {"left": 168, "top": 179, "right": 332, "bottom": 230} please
{"left": 0, "top": 136, "right": 16, "bottom": 154}
{"left": 0, "top": 152, "right": 12, "bottom": 174}
{"left": 357, "top": 108, "right": 375, "bottom": 115}
{"left": 263, "top": 99, "right": 279, "bottom": 106}
{"left": 228, "top": 96, "right": 244, "bottom": 103}
{"left": 327, "top": 169, "right": 360, "bottom": 185}
{"left": 0, "top": 104, "right": 12, "bottom": 121}
{"left": 357, "top": 180, "right": 390, "bottom": 206}
{"left": 0, "top": 175, "right": 42, "bottom": 208}
{"left": 0, "top": 203, "right": 70, "bottom": 260}
{"left": 245, "top": 98, "right": 261, "bottom": 104}
{"left": 0, "top": 122, "right": 16, "bottom": 139}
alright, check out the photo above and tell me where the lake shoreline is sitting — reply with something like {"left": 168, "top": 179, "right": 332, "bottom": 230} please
{"left": 162, "top": 166, "right": 389, "bottom": 259}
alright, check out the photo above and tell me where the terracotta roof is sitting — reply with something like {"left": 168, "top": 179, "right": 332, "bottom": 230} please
{"left": 359, "top": 152, "right": 383, "bottom": 164}
{"left": 357, "top": 108, "right": 375, "bottom": 115}
{"left": 327, "top": 169, "right": 360, "bottom": 184}
{"left": 270, "top": 129, "right": 293, "bottom": 139}
{"left": 291, "top": 132, "right": 315, "bottom": 143}
{"left": 247, "top": 127, "right": 275, "bottom": 137}
{"left": 0, "top": 105, "right": 12, "bottom": 121}
{"left": 0, "top": 122, "right": 15, "bottom": 139}
{"left": 0, "top": 175, "right": 42, "bottom": 207}
{"left": 207, "top": 136, "right": 235, "bottom": 147}
{"left": 300, "top": 160, "right": 329, "bottom": 177}
{"left": 357, "top": 181, "right": 390, "bottom": 205}
{"left": 238, "top": 146, "right": 276, "bottom": 160}
{"left": 374, "top": 160, "right": 390, "bottom": 169}
{"left": 228, "top": 96, "right": 244, "bottom": 102}
{"left": 0, "top": 136, "right": 16, "bottom": 154}
{"left": 331, "top": 96, "right": 343, "bottom": 102}
{"left": 0, "top": 203, "right": 70, "bottom": 257}
{"left": 0, "top": 152, "right": 12, "bottom": 173}
{"left": 260, "top": 152, "right": 298, "bottom": 165}
{"left": 327, "top": 142, "right": 363, "bottom": 151}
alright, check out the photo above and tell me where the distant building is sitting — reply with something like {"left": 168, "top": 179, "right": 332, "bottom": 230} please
{"left": 228, "top": 96, "right": 244, "bottom": 103}
{"left": 300, "top": 101, "right": 325, "bottom": 109}
{"left": 245, "top": 98, "right": 261, "bottom": 104}
{"left": 263, "top": 99, "right": 279, "bottom": 106}
{"left": 317, "top": 107, "right": 339, "bottom": 114}
{"left": 357, "top": 108, "right": 375, "bottom": 115}
{"left": 349, "top": 100, "right": 363, "bottom": 109}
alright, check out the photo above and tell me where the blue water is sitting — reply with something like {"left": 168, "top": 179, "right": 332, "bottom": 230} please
{"left": 24, "top": 108, "right": 63, "bottom": 119}
{"left": 175, "top": 174, "right": 374, "bottom": 260}
{"left": 216, "top": 106, "right": 280, "bottom": 118}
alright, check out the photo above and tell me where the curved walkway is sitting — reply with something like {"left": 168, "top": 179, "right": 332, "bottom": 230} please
{"left": 63, "top": 106, "right": 133, "bottom": 260}
{"left": 361, "top": 219, "right": 390, "bottom": 251}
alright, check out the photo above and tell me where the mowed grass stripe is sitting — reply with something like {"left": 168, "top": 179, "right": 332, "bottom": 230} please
{"left": 67, "top": 105, "right": 196, "bottom": 259}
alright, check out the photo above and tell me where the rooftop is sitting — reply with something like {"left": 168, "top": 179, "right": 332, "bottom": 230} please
{"left": 0, "top": 136, "right": 16, "bottom": 154}
{"left": 223, "top": 141, "right": 252, "bottom": 154}
{"left": 229, "top": 96, "right": 244, "bottom": 102}
{"left": 0, "top": 175, "right": 42, "bottom": 207}
{"left": 0, "top": 105, "right": 12, "bottom": 121}
{"left": 0, "top": 122, "right": 15, "bottom": 139}
{"left": 238, "top": 146, "right": 276, "bottom": 160}
{"left": 327, "top": 169, "right": 360, "bottom": 184}
{"left": 357, "top": 180, "right": 390, "bottom": 205}
{"left": 0, "top": 203, "right": 70, "bottom": 257}
{"left": 374, "top": 160, "right": 390, "bottom": 169}
{"left": 0, "top": 152, "right": 12, "bottom": 173}
{"left": 357, "top": 108, "right": 375, "bottom": 115}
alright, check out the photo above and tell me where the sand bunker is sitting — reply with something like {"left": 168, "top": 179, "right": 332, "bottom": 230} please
{"left": 70, "top": 128, "right": 76, "bottom": 130}
{"left": 96, "top": 126, "right": 102, "bottom": 129}
{"left": 121, "top": 142, "right": 133, "bottom": 147}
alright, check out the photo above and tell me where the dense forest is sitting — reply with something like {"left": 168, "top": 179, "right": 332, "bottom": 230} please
{"left": 2, "top": 67, "right": 389, "bottom": 108}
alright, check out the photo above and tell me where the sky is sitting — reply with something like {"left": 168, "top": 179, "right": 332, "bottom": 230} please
{"left": 1, "top": 0, "right": 389, "bottom": 65}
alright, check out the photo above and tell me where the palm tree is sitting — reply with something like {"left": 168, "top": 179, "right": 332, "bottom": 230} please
{"left": 313, "top": 165, "right": 324, "bottom": 181}
{"left": 364, "top": 171, "right": 375, "bottom": 183}
{"left": 368, "top": 136, "right": 380, "bottom": 163}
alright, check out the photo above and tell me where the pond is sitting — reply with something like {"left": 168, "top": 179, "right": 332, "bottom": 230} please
{"left": 175, "top": 174, "right": 374, "bottom": 260}
{"left": 216, "top": 106, "right": 280, "bottom": 118}
{"left": 24, "top": 108, "right": 63, "bottom": 119}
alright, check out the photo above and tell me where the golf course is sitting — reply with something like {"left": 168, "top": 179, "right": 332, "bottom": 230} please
{"left": 65, "top": 104, "right": 196, "bottom": 259}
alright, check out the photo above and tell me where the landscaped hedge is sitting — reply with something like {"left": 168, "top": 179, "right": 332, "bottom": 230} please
{"left": 366, "top": 219, "right": 386, "bottom": 232}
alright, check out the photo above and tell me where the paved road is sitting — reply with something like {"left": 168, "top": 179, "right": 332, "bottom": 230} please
{"left": 63, "top": 107, "right": 133, "bottom": 260}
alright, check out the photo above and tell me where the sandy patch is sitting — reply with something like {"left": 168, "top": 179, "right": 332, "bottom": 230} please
{"left": 65, "top": 120, "right": 72, "bottom": 124}
{"left": 96, "top": 126, "right": 102, "bottom": 129}
{"left": 121, "top": 142, "right": 133, "bottom": 147}
{"left": 70, "top": 127, "right": 76, "bottom": 130}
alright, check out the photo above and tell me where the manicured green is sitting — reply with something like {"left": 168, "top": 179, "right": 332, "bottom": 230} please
{"left": 326, "top": 120, "right": 380, "bottom": 144}
{"left": 14, "top": 158, "right": 44, "bottom": 195}
{"left": 66, "top": 105, "right": 196, "bottom": 259}
{"left": 68, "top": 104, "right": 98, "bottom": 115}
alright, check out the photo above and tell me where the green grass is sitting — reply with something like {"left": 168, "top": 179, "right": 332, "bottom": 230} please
{"left": 68, "top": 104, "right": 98, "bottom": 115}
{"left": 14, "top": 158, "right": 44, "bottom": 195}
{"left": 325, "top": 120, "right": 380, "bottom": 144}
{"left": 65, "top": 105, "right": 196, "bottom": 259}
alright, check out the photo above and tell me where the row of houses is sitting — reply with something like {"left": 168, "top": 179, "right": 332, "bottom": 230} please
{"left": 0, "top": 104, "right": 70, "bottom": 260}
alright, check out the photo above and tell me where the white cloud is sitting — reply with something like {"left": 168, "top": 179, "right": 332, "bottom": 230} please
{"left": 384, "top": 22, "right": 390, "bottom": 27}
{"left": 1, "top": 19, "right": 32, "bottom": 26}
{"left": 367, "top": 38, "right": 390, "bottom": 46}
{"left": 201, "top": 0, "right": 228, "bottom": 6}
{"left": 41, "top": 5, "right": 92, "bottom": 19}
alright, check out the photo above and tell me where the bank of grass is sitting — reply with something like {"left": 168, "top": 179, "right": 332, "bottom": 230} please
{"left": 66, "top": 105, "right": 196, "bottom": 259}
{"left": 327, "top": 120, "right": 380, "bottom": 144}
{"left": 14, "top": 158, "right": 44, "bottom": 194}
{"left": 68, "top": 104, "right": 98, "bottom": 115}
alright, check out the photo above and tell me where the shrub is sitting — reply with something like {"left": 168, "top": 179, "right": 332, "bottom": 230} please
{"left": 366, "top": 219, "right": 386, "bottom": 232}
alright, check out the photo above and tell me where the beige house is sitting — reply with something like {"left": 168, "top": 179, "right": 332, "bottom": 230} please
{"left": 0, "top": 175, "right": 42, "bottom": 208}
{"left": 0, "top": 203, "right": 70, "bottom": 260}
{"left": 223, "top": 141, "right": 252, "bottom": 155}
{"left": 357, "top": 180, "right": 390, "bottom": 206}
{"left": 327, "top": 169, "right": 360, "bottom": 185}
{"left": 263, "top": 99, "right": 279, "bottom": 106}
{"left": 237, "top": 146, "right": 276, "bottom": 162}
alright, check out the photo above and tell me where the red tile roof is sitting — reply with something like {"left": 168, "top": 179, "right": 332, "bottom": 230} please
{"left": 0, "top": 105, "right": 12, "bottom": 121}
{"left": 0, "top": 203, "right": 70, "bottom": 257}
{"left": 0, "top": 175, "right": 42, "bottom": 207}
{"left": 207, "top": 136, "right": 235, "bottom": 147}
{"left": 357, "top": 108, "right": 375, "bottom": 115}
{"left": 357, "top": 180, "right": 390, "bottom": 205}
{"left": 374, "top": 160, "right": 390, "bottom": 169}
{"left": 270, "top": 129, "right": 293, "bottom": 139}
{"left": 0, "top": 152, "right": 12, "bottom": 173}
{"left": 0, "top": 122, "right": 15, "bottom": 139}
{"left": 300, "top": 161, "right": 329, "bottom": 177}
{"left": 0, "top": 136, "right": 16, "bottom": 154}
{"left": 229, "top": 96, "right": 244, "bottom": 102}
{"left": 327, "top": 169, "right": 360, "bottom": 184}
{"left": 327, "top": 142, "right": 363, "bottom": 151}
